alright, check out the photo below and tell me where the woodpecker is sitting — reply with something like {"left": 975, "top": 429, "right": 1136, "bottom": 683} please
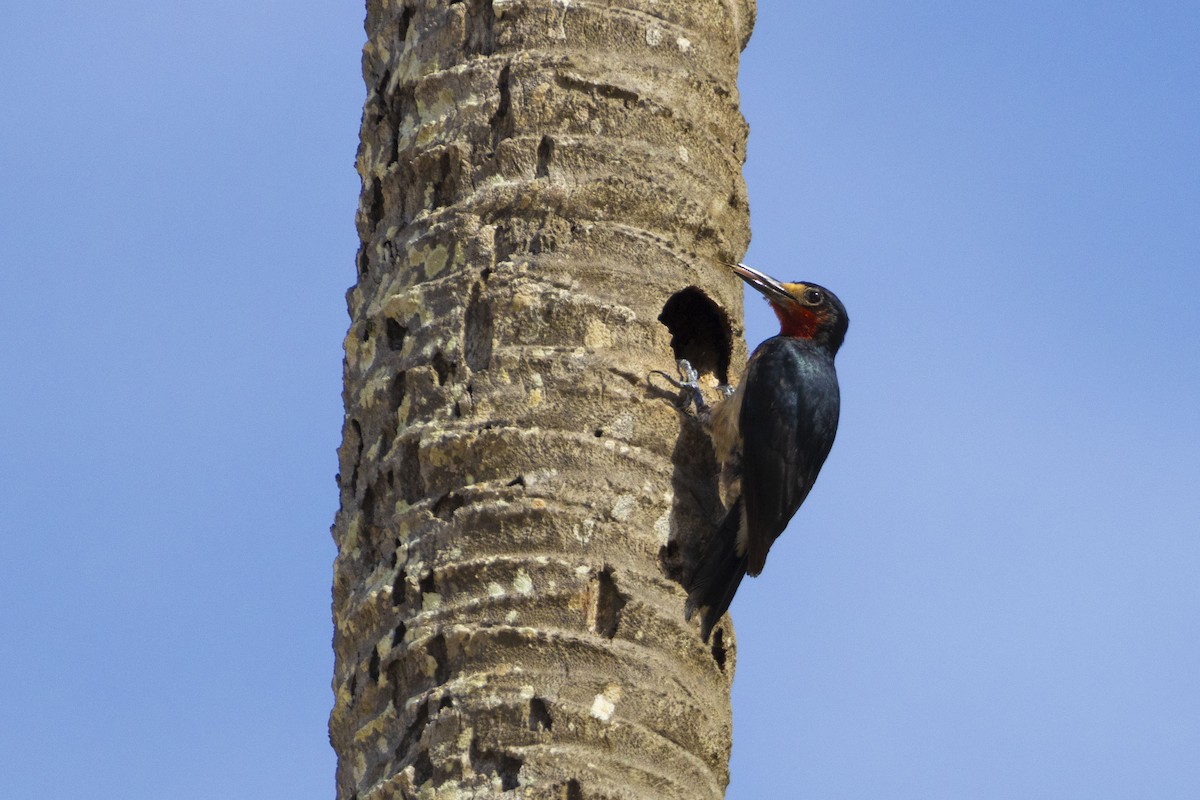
{"left": 665, "top": 262, "right": 848, "bottom": 641}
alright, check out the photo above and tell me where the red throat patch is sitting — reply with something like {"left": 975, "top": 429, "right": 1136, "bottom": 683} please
{"left": 772, "top": 303, "right": 819, "bottom": 339}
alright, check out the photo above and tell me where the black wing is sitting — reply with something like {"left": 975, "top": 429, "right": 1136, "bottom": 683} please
{"left": 739, "top": 337, "right": 840, "bottom": 574}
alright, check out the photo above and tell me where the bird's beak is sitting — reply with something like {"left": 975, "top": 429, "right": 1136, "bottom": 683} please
{"left": 724, "top": 262, "right": 795, "bottom": 305}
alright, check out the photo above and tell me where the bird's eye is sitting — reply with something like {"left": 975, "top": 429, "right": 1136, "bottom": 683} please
{"left": 802, "top": 288, "right": 823, "bottom": 305}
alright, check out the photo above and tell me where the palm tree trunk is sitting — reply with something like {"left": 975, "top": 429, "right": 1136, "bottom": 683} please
{"left": 332, "top": 1, "right": 755, "bottom": 797}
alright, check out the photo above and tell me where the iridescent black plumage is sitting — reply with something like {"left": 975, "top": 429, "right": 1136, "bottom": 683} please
{"left": 683, "top": 264, "right": 848, "bottom": 641}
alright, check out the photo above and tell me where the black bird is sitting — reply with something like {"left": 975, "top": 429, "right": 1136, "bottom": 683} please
{"left": 673, "top": 262, "right": 848, "bottom": 641}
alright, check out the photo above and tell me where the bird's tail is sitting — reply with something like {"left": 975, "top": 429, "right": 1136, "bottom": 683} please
{"left": 684, "top": 497, "right": 749, "bottom": 643}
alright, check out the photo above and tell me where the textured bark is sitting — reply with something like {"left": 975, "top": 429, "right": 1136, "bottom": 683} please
{"left": 331, "top": 1, "right": 755, "bottom": 797}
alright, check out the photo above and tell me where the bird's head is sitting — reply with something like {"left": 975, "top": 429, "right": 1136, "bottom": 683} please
{"left": 727, "top": 262, "right": 848, "bottom": 354}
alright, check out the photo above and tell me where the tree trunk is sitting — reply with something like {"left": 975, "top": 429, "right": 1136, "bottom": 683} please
{"left": 331, "top": 1, "right": 755, "bottom": 797}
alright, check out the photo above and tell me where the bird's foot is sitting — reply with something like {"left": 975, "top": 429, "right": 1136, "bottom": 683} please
{"left": 649, "top": 359, "right": 708, "bottom": 413}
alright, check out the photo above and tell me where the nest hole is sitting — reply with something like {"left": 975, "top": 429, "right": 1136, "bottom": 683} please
{"left": 658, "top": 287, "right": 733, "bottom": 384}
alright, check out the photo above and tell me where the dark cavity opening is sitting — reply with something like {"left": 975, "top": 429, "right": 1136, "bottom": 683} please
{"left": 528, "top": 697, "right": 553, "bottom": 732}
{"left": 397, "top": 440, "right": 425, "bottom": 503}
{"left": 391, "top": 568, "right": 407, "bottom": 606}
{"left": 592, "top": 566, "right": 627, "bottom": 639}
{"left": 711, "top": 627, "right": 728, "bottom": 672}
{"left": 398, "top": 7, "right": 416, "bottom": 44}
{"left": 388, "top": 372, "right": 407, "bottom": 411}
{"left": 432, "top": 491, "right": 464, "bottom": 520}
{"left": 386, "top": 318, "right": 407, "bottom": 351}
{"left": 536, "top": 135, "right": 554, "bottom": 178}
{"left": 412, "top": 749, "right": 434, "bottom": 786}
{"left": 489, "top": 64, "right": 513, "bottom": 150}
{"left": 348, "top": 419, "right": 364, "bottom": 490}
{"left": 464, "top": 281, "right": 494, "bottom": 372}
{"left": 658, "top": 287, "right": 733, "bottom": 385}
{"left": 469, "top": 738, "right": 523, "bottom": 792}
{"left": 368, "top": 178, "right": 384, "bottom": 231}
{"left": 428, "top": 632, "right": 450, "bottom": 685}
{"left": 396, "top": 698, "right": 430, "bottom": 765}
{"left": 430, "top": 350, "right": 455, "bottom": 385}
{"left": 368, "top": 648, "right": 380, "bottom": 682}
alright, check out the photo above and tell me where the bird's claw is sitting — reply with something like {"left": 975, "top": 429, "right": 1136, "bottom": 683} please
{"left": 676, "top": 359, "right": 700, "bottom": 387}
{"left": 649, "top": 359, "right": 708, "bottom": 413}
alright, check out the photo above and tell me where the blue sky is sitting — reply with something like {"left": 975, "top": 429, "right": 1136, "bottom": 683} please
{"left": 3, "top": 3, "right": 1198, "bottom": 798}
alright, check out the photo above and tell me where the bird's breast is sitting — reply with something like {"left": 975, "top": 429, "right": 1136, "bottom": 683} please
{"left": 710, "top": 382, "right": 743, "bottom": 466}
